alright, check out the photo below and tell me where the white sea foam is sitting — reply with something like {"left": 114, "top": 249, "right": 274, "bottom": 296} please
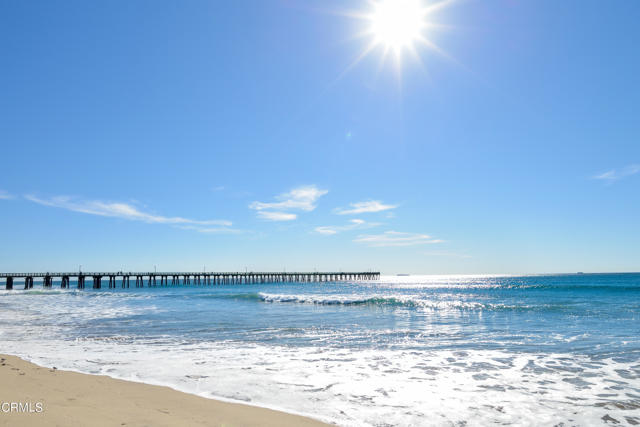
{"left": 2, "top": 335, "right": 639, "bottom": 426}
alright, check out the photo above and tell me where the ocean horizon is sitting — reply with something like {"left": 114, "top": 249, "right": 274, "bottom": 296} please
{"left": 1, "top": 273, "right": 639, "bottom": 426}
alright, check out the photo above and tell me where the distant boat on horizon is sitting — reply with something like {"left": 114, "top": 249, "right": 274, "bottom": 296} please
{"left": 396, "top": 273, "right": 410, "bottom": 276}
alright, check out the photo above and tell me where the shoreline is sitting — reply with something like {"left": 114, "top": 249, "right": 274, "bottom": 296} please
{"left": 0, "top": 354, "right": 332, "bottom": 427}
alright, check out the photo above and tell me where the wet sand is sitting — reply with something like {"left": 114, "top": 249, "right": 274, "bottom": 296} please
{"left": 0, "top": 354, "right": 331, "bottom": 427}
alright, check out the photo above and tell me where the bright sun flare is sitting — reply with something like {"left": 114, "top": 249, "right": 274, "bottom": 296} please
{"left": 338, "top": 0, "right": 453, "bottom": 76}
{"left": 369, "top": 0, "right": 426, "bottom": 53}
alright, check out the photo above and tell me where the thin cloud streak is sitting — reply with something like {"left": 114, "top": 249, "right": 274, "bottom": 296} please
{"left": 315, "top": 218, "right": 380, "bottom": 235}
{"left": 25, "top": 195, "right": 232, "bottom": 229}
{"left": 0, "top": 190, "right": 13, "bottom": 200}
{"left": 335, "top": 200, "right": 397, "bottom": 215}
{"left": 593, "top": 164, "right": 640, "bottom": 183}
{"left": 257, "top": 211, "right": 297, "bottom": 221}
{"left": 354, "top": 231, "right": 443, "bottom": 247}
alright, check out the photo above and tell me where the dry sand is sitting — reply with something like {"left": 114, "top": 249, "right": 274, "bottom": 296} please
{"left": 0, "top": 354, "right": 332, "bottom": 427}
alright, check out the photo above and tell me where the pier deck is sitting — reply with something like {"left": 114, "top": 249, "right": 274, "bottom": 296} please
{"left": 0, "top": 272, "right": 380, "bottom": 290}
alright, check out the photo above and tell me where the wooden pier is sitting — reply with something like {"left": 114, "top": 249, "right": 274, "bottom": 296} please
{"left": 0, "top": 271, "right": 380, "bottom": 290}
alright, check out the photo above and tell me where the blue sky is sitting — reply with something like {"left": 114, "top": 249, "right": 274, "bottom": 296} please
{"left": 1, "top": 0, "right": 639, "bottom": 274}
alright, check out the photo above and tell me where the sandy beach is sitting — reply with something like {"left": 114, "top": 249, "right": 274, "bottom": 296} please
{"left": 0, "top": 354, "right": 331, "bottom": 427}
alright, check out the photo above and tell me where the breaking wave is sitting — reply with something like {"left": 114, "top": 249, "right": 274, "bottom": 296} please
{"left": 256, "top": 292, "right": 574, "bottom": 312}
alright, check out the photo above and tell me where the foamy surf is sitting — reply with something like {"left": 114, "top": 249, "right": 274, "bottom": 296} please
{"left": 4, "top": 339, "right": 640, "bottom": 426}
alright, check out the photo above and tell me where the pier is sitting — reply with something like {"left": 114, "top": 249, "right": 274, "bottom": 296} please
{"left": 0, "top": 272, "right": 380, "bottom": 290}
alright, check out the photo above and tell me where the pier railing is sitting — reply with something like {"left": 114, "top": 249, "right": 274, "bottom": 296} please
{"left": 0, "top": 272, "right": 380, "bottom": 290}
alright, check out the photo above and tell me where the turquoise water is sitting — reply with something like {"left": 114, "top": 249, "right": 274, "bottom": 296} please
{"left": 1, "top": 273, "right": 639, "bottom": 425}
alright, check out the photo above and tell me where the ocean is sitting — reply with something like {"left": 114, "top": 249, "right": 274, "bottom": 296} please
{"left": 1, "top": 273, "right": 639, "bottom": 426}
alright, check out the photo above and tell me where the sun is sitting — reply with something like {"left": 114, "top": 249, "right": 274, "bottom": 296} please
{"left": 334, "top": 0, "right": 454, "bottom": 77}
{"left": 369, "top": 0, "right": 426, "bottom": 53}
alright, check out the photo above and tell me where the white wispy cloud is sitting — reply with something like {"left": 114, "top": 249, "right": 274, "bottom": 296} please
{"left": 315, "top": 218, "right": 380, "bottom": 235}
{"left": 250, "top": 186, "right": 328, "bottom": 212}
{"left": 257, "top": 211, "right": 297, "bottom": 221}
{"left": 0, "top": 190, "right": 13, "bottom": 200}
{"left": 593, "top": 164, "right": 640, "bottom": 183}
{"left": 24, "top": 195, "right": 232, "bottom": 231}
{"left": 354, "top": 231, "right": 443, "bottom": 247}
{"left": 334, "top": 200, "right": 397, "bottom": 215}
{"left": 250, "top": 185, "right": 328, "bottom": 221}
